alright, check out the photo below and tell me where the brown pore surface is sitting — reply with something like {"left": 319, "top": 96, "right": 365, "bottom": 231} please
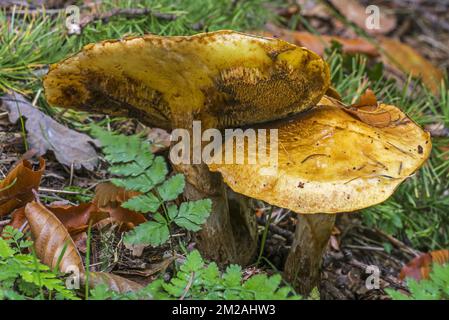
{"left": 43, "top": 31, "right": 330, "bottom": 130}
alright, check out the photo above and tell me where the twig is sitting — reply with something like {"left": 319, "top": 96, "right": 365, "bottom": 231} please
{"left": 71, "top": 8, "right": 178, "bottom": 35}
{"left": 38, "top": 187, "right": 82, "bottom": 195}
{"left": 374, "top": 228, "right": 421, "bottom": 257}
{"left": 0, "top": 219, "right": 11, "bottom": 227}
{"left": 344, "top": 244, "right": 385, "bottom": 252}
{"left": 179, "top": 272, "right": 195, "bottom": 300}
{"left": 257, "top": 217, "right": 294, "bottom": 243}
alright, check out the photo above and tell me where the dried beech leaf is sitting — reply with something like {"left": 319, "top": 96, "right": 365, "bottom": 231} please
{"left": 380, "top": 37, "right": 444, "bottom": 94}
{"left": 93, "top": 183, "right": 146, "bottom": 228}
{"left": 2, "top": 92, "right": 99, "bottom": 170}
{"left": 94, "top": 183, "right": 140, "bottom": 208}
{"left": 5, "top": 207, "right": 27, "bottom": 232}
{"left": 344, "top": 106, "right": 392, "bottom": 128}
{"left": 0, "top": 158, "right": 45, "bottom": 217}
{"left": 354, "top": 89, "right": 378, "bottom": 108}
{"left": 81, "top": 272, "right": 144, "bottom": 294}
{"left": 338, "top": 90, "right": 391, "bottom": 128}
{"left": 400, "top": 250, "right": 449, "bottom": 281}
{"left": 25, "top": 201, "right": 84, "bottom": 273}
{"left": 48, "top": 203, "right": 109, "bottom": 234}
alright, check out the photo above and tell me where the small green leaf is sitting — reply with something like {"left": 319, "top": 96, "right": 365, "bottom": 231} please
{"left": 0, "top": 238, "right": 14, "bottom": 258}
{"left": 124, "top": 216, "right": 170, "bottom": 247}
{"left": 157, "top": 174, "right": 185, "bottom": 201}
{"left": 122, "top": 193, "right": 161, "bottom": 213}
{"left": 173, "top": 199, "right": 211, "bottom": 232}
{"left": 223, "top": 265, "right": 242, "bottom": 287}
{"left": 146, "top": 156, "right": 168, "bottom": 186}
{"left": 167, "top": 204, "right": 178, "bottom": 221}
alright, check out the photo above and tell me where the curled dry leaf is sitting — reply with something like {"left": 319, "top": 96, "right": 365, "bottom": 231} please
{"left": 1, "top": 92, "right": 99, "bottom": 171}
{"left": 94, "top": 183, "right": 140, "bottom": 207}
{"left": 93, "top": 183, "right": 146, "bottom": 228}
{"left": 25, "top": 201, "right": 84, "bottom": 273}
{"left": 0, "top": 158, "right": 45, "bottom": 217}
{"left": 81, "top": 272, "right": 144, "bottom": 294}
{"left": 342, "top": 89, "right": 392, "bottom": 128}
{"left": 6, "top": 207, "right": 27, "bottom": 232}
{"left": 48, "top": 203, "right": 109, "bottom": 235}
{"left": 400, "top": 250, "right": 449, "bottom": 281}
{"left": 25, "top": 201, "right": 143, "bottom": 295}
{"left": 354, "top": 89, "right": 378, "bottom": 108}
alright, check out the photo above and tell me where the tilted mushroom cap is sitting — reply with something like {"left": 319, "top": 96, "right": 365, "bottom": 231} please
{"left": 43, "top": 31, "right": 330, "bottom": 129}
{"left": 208, "top": 98, "right": 431, "bottom": 213}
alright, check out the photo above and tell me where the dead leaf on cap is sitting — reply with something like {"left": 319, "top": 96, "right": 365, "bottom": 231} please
{"left": 1, "top": 92, "right": 99, "bottom": 171}
{"left": 339, "top": 90, "right": 392, "bottom": 128}
{"left": 0, "top": 158, "right": 45, "bottom": 217}
{"left": 354, "top": 89, "right": 378, "bottom": 108}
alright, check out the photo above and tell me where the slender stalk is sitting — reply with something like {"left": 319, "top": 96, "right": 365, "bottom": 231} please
{"left": 256, "top": 207, "right": 274, "bottom": 266}
{"left": 84, "top": 220, "right": 93, "bottom": 300}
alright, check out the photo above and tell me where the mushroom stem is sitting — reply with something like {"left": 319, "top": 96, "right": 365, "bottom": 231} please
{"left": 177, "top": 164, "right": 257, "bottom": 265}
{"left": 283, "top": 213, "right": 336, "bottom": 296}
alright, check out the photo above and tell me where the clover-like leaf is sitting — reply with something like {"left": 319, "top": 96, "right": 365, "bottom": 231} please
{"left": 124, "top": 214, "right": 169, "bottom": 247}
{"left": 173, "top": 199, "right": 211, "bottom": 232}
{"left": 157, "top": 174, "right": 185, "bottom": 202}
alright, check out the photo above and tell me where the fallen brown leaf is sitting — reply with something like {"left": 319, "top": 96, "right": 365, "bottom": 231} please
{"left": 0, "top": 158, "right": 45, "bottom": 217}
{"left": 25, "top": 201, "right": 145, "bottom": 295}
{"left": 25, "top": 201, "right": 85, "bottom": 273}
{"left": 379, "top": 37, "right": 445, "bottom": 94}
{"left": 400, "top": 250, "right": 449, "bottom": 281}
{"left": 82, "top": 272, "right": 144, "bottom": 294}
{"left": 2, "top": 92, "right": 99, "bottom": 171}
{"left": 6, "top": 207, "right": 27, "bottom": 231}
{"left": 354, "top": 89, "right": 378, "bottom": 108}
{"left": 340, "top": 90, "right": 392, "bottom": 128}
{"left": 94, "top": 183, "right": 146, "bottom": 228}
{"left": 48, "top": 203, "right": 109, "bottom": 235}
{"left": 94, "top": 183, "right": 140, "bottom": 207}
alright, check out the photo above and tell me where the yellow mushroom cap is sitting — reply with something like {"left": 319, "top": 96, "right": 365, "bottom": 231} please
{"left": 208, "top": 98, "right": 431, "bottom": 213}
{"left": 43, "top": 31, "right": 330, "bottom": 129}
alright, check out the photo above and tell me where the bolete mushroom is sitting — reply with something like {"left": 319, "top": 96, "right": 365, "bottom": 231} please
{"left": 43, "top": 31, "right": 330, "bottom": 265}
{"left": 43, "top": 31, "right": 431, "bottom": 295}
{"left": 208, "top": 95, "right": 431, "bottom": 294}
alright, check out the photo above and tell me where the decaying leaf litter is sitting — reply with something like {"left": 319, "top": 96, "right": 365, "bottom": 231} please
{"left": 0, "top": 0, "right": 448, "bottom": 300}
